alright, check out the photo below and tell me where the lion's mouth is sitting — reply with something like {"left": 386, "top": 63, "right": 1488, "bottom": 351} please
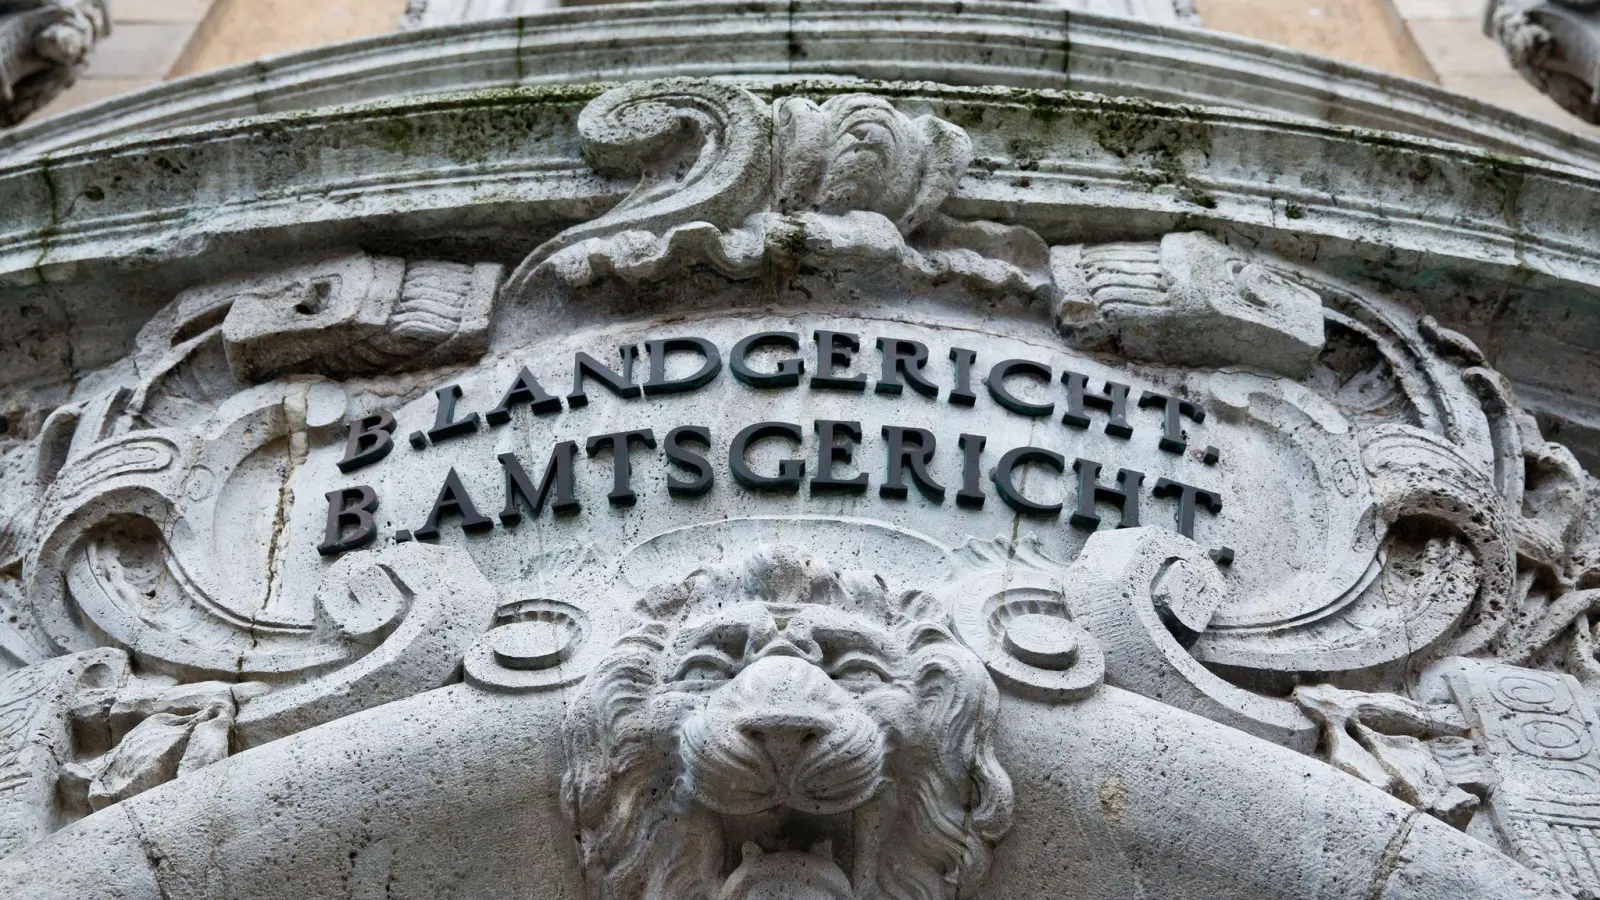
{"left": 714, "top": 806, "right": 864, "bottom": 900}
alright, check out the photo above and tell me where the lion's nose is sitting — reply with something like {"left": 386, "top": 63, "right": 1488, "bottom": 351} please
{"left": 724, "top": 657, "right": 845, "bottom": 763}
{"left": 736, "top": 714, "right": 835, "bottom": 775}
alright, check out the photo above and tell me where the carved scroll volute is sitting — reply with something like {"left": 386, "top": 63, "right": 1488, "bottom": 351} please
{"left": 506, "top": 78, "right": 774, "bottom": 293}
{"left": 23, "top": 390, "right": 353, "bottom": 679}
{"left": 1362, "top": 425, "right": 1517, "bottom": 658}
{"left": 1190, "top": 422, "right": 1515, "bottom": 675}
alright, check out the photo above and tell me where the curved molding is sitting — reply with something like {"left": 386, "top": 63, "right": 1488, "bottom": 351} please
{"left": 0, "top": 683, "right": 1565, "bottom": 899}
{"left": 2, "top": 82, "right": 1597, "bottom": 316}
{"left": 2, "top": 1, "right": 1597, "bottom": 168}
{"left": 2, "top": 78, "right": 1598, "bottom": 454}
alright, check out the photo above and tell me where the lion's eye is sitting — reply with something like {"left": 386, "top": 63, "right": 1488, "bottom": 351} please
{"left": 672, "top": 655, "right": 734, "bottom": 684}
{"left": 830, "top": 656, "right": 891, "bottom": 687}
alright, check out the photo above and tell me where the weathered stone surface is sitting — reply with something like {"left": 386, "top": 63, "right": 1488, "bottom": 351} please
{"left": 6, "top": 2, "right": 1599, "bottom": 169}
{"left": 1488, "top": 0, "right": 1600, "bottom": 124}
{"left": 0, "top": 7, "right": 1595, "bottom": 898}
{"left": 402, "top": 0, "right": 1203, "bottom": 30}
{"left": 0, "top": 1, "right": 110, "bottom": 126}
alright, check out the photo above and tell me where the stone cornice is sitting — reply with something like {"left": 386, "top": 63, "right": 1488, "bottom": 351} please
{"left": 3, "top": 1, "right": 1598, "bottom": 168}
{"left": 3, "top": 80, "right": 1598, "bottom": 462}
{"left": 2, "top": 83, "right": 1594, "bottom": 300}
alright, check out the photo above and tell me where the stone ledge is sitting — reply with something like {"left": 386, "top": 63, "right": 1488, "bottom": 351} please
{"left": 2, "top": 0, "right": 1598, "bottom": 170}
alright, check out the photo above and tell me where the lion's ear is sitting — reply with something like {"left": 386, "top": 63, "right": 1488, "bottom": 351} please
{"left": 898, "top": 590, "right": 950, "bottom": 628}
{"left": 637, "top": 581, "right": 689, "bottom": 620}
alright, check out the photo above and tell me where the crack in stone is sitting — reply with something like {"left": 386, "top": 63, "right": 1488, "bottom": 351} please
{"left": 121, "top": 804, "right": 175, "bottom": 900}
{"left": 1365, "top": 808, "right": 1423, "bottom": 900}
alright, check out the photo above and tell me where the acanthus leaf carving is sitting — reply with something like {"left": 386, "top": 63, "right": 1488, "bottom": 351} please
{"left": 511, "top": 81, "right": 1337, "bottom": 382}
{"left": 506, "top": 80, "right": 1052, "bottom": 301}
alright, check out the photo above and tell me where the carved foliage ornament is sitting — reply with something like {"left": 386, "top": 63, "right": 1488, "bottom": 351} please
{"left": 511, "top": 81, "right": 1330, "bottom": 380}
{"left": 507, "top": 79, "right": 1051, "bottom": 300}
{"left": 562, "top": 546, "right": 1013, "bottom": 900}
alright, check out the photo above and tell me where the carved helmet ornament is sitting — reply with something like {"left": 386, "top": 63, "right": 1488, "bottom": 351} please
{"left": 561, "top": 546, "right": 1014, "bottom": 900}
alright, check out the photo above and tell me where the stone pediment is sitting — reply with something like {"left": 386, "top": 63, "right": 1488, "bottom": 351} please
{"left": 0, "top": 36, "right": 1597, "bottom": 900}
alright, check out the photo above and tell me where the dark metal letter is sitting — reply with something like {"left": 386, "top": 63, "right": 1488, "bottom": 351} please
{"left": 568, "top": 346, "right": 642, "bottom": 408}
{"left": 812, "top": 420, "right": 868, "bottom": 494}
{"left": 1137, "top": 391, "right": 1206, "bottom": 453}
{"left": 643, "top": 337, "right": 723, "bottom": 396}
{"left": 414, "top": 468, "right": 493, "bottom": 540}
{"left": 1070, "top": 459, "right": 1144, "bottom": 530}
{"left": 949, "top": 347, "right": 978, "bottom": 407}
{"left": 731, "top": 332, "right": 804, "bottom": 388}
{"left": 338, "top": 412, "right": 396, "bottom": 473}
{"left": 428, "top": 384, "right": 481, "bottom": 443}
{"left": 957, "top": 433, "right": 987, "bottom": 509}
{"left": 812, "top": 330, "right": 868, "bottom": 392}
{"left": 664, "top": 426, "right": 714, "bottom": 497}
{"left": 1061, "top": 371, "right": 1133, "bottom": 438}
{"left": 730, "top": 422, "right": 805, "bottom": 492}
{"left": 988, "top": 359, "right": 1055, "bottom": 417}
{"left": 499, "top": 443, "right": 580, "bottom": 525}
{"left": 486, "top": 367, "right": 561, "bottom": 425}
{"left": 996, "top": 446, "right": 1065, "bottom": 515}
{"left": 319, "top": 486, "right": 379, "bottom": 556}
{"left": 585, "top": 429, "right": 657, "bottom": 508}
{"left": 1153, "top": 477, "right": 1224, "bottom": 539}
{"left": 875, "top": 337, "right": 938, "bottom": 398}
{"left": 881, "top": 426, "right": 944, "bottom": 502}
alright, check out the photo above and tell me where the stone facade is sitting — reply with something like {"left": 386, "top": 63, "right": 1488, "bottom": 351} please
{"left": 401, "top": 0, "right": 1201, "bottom": 27}
{"left": 1, "top": 2, "right": 1600, "bottom": 899}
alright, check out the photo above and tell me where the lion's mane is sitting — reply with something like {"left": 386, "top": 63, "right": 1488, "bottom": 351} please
{"left": 561, "top": 546, "right": 1013, "bottom": 900}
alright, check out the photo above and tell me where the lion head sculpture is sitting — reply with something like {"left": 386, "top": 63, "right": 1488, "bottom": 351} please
{"left": 561, "top": 546, "right": 1014, "bottom": 900}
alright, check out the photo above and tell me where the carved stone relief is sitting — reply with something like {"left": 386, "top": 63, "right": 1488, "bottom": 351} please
{"left": 0, "top": 649, "right": 121, "bottom": 856}
{"left": 1445, "top": 659, "right": 1600, "bottom": 896}
{"left": 561, "top": 545, "right": 1013, "bottom": 900}
{"left": 0, "top": 75, "right": 1594, "bottom": 900}
{"left": 1051, "top": 233, "right": 1327, "bottom": 378}
{"left": 164, "top": 253, "right": 499, "bottom": 386}
{"left": 1488, "top": 0, "right": 1600, "bottom": 124}
{"left": 506, "top": 80, "right": 1052, "bottom": 300}
{"left": 0, "top": 0, "right": 108, "bottom": 127}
